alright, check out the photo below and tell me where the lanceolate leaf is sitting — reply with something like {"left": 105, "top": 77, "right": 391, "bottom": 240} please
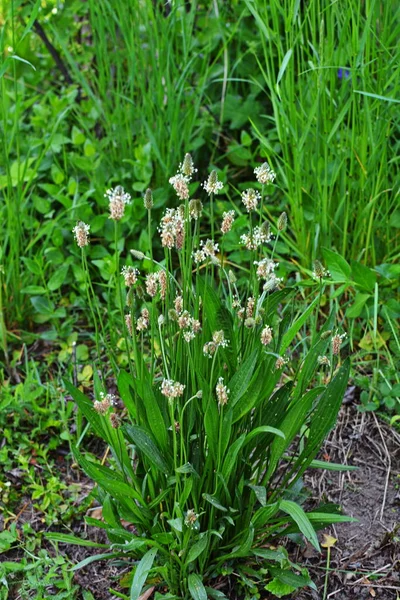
{"left": 280, "top": 500, "right": 320, "bottom": 551}
{"left": 287, "top": 359, "right": 350, "bottom": 483}
{"left": 264, "top": 387, "right": 324, "bottom": 483}
{"left": 186, "top": 534, "right": 209, "bottom": 564}
{"left": 188, "top": 573, "right": 208, "bottom": 600}
{"left": 130, "top": 547, "right": 158, "bottom": 600}
{"left": 124, "top": 425, "right": 170, "bottom": 474}
{"left": 280, "top": 296, "right": 318, "bottom": 353}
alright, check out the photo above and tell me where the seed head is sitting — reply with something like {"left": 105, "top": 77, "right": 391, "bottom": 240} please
{"left": 275, "top": 356, "right": 289, "bottom": 370}
{"left": 254, "top": 258, "right": 278, "bottom": 280}
{"left": 110, "top": 413, "right": 120, "bottom": 428}
{"left": 143, "top": 188, "right": 153, "bottom": 210}
{"left": 185, "top": 509, "right": 198, "bottom": 528}
{"left": 318, "top": 355, "right": 330, "bottom": 366}
{"left": 137, "top": 307, "right": 150, "bottom": 332}
{"left": 169, "top": 173, "right": 190, "bottom": 201}
{"left": 241, "top": 188, "right": 261, "bottom": 212}
{"left": 146, "top": 273, "right": 159, "bottom": 297}
{"left": 216, "top": 377, "right": 229, "bottom": 406}
{"left": 121, "top": 266, "right": 139, "bottom": 287}
{"left": 105, "top": 186, "right": 131, "bottom": 220}
{"left": 158, "top": 270, "right": 167, "bottom": 300}
{"left": 125, "top": 314, "right": 133, "bottom": 335}
{"left": 254, "top": 162, "right": 276, "bottom": 185}
{"left": 221, "top": 210, "right": 235, "bottom": 234}
{"left": 277, "top": 212, "right": 287, "bottom": 232}
{"left": 331, "top": 332, "right": 346, "bottom": 356}
{"left": 202, "top": 170, "right": 224, "bottom": 195}
{"left": 174, "top": 295, "right": 183, "bottom": 314}
{"left": 260, "top": 325, "right": 273, "bottom": 346}
{"left": 203, "top": 341, "right": 217, "bottom": 358}
{"left": 72, "top": 221, "right": 90, "bottom": 248}
{"left": 161, "top": 378, "right": 185, "bottom": 399}
{"left": 212, "top": 330, "right": 229, "bottom": 348}
{"left": 263, "top": 273, "right": 283, "bottom": 292}
{"left": 244, "top": 317, "right": 256, "bottom": 329}
{"left": 240, "top": 226, "right": 269, "bottom": 250}
{"left": 246, "top": 297, "right": 255, "bottom": 318}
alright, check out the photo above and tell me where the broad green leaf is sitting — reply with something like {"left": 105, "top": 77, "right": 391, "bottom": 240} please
{"left": 280, "top": 500, "right": 320, "bottom": 551}
{"left": 321, "top": 248, "right": 351, "bottom": 282}
{"left": 188, "top": 574, "right": 207, "bottom": 600}
{"left": 48, "top": 265, "right": 69, "bottom": 291}
{"left": 350, "top": 260, "right": 376, "bottom": 292}
{"left": 346, "top": 293, "right": 370, "bottom": 318}
{"left": 124, "top": 425, "right": 170, "bottom": 474}
{"left": 130, "top": 548, "right": 158, "bottom": 600}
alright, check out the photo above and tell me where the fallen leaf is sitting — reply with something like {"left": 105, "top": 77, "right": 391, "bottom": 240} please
{"left": 321, "top": 534, "right": 337, "bottom": 548}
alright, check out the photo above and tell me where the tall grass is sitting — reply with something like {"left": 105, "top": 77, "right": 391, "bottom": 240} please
{"left": 245, "top": 0, "right": 400, "bottom": 265}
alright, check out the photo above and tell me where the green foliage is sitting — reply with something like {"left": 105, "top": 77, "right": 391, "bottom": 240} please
{"left": 64, "top": 158, "right": 351, "bottom": 597}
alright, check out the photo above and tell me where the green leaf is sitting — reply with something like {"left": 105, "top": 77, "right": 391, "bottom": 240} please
{"left": 203, "top": 494, "right": 227, "bottom": 511}
{"left": 72, "top": 552, "right": 119, "bottom": 571}
{"left": 346, "top": 293, "right": 370, "bottom": 318}
{"left": 229, "top": 350, "right": 259, "bottom": 408}
{"left": 243, "top": 426, "right": 285, "bottom": 448}
{"left": 280, "top": 500, "right": 320, "bottom": 551}
{"left": 186, "top": 534, "right": 208, "bottom": 564}
{"left": 221, "top": 434, "right": 246, "bottom": 481}
{"left": 48, "top": 265, "right": 69, "bottom": 291}
{"left": 247, "top": 485, "right": 266, "bottom": 506}
{"left": 277, "top": 48, "right": 293, "bottom": 85}
{"left": 188, "top": 574, "right": 208, "bottom": 600}
{"left": 280, "top": 296, "right": 318, "bottom": 353}
{"left": 45, "top": 533, "right": 108, "bottom": 548}
{"left": 350, "top": 260, "right": 376, "bottom": 292}
{"left": 30, "top": 296, "right": 55, "bottom": 315}
{"left": 124, "top": 425, "right": 170, "bottom": 474}
{"left": 307, "top": 459, "right": 357, "bottom": 471}
{"left": 321, "top": 248, "right": 351, "bottom": 282}
{"left": 130, "top": 548, "right": 158, "bottom": 600}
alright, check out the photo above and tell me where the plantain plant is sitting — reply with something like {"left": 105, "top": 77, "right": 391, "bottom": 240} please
{"left": 56, "top": 155, "right": 351, "bottom": 599}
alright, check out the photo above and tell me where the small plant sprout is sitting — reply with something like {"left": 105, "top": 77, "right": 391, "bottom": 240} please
{"left": 105, "top": 185, "right": 131, "bottom": 220}
{"left": 72, "top": 221, "right": 90, "bottom": 248}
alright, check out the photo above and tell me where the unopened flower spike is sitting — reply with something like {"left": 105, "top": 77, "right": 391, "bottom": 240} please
{"left": 312, "top": 260, "right": 329, "bottom": 280}
{"left": 143, "top": 188, "right": 153, "bottom": 210}
{"left": 277, "top": 212, "right": 287, "bottom": 232}
{"left": 179, "top": 153, "right": 197, "bottom": 179}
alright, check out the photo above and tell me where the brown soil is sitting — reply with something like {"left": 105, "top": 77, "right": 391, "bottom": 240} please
{"left": 295, "top": 405, "right": 400, "bottom": 600}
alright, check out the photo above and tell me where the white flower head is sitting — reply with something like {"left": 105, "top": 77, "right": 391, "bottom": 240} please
{"left": 254, "top": 162, "right": 276, "bottom": 185}
{"left": 202, "top": 170, "right": 224, "bottom": 196}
